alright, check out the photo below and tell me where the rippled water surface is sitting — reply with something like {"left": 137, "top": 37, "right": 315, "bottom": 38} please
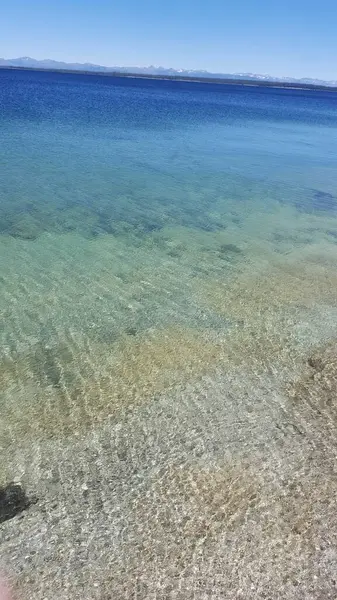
{"left": 1, "top": 68, "right": 337, "bottom": 599}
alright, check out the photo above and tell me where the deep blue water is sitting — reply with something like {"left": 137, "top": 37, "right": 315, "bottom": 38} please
{"left": 1, "top": 68, "right": 337, "bottom": 241}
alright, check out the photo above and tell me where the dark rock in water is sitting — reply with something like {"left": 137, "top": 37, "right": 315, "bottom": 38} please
{"left": 199, "top": 222, "right": 216, "bottom": 232}
{"left": 9, "top": 215, "right": 41, "bottom": 240}
{"left": 296, "top": 189, "right": 337, "bottom": 213}
{"left": 89, "top": 226, "right": 103, "bottom": 238}
{"left": 312, "top": 189, "right": 337, "bottom": 211}
{"left": 31, "top": 344, "right": 63, "bottom": 388}
{"left": 125, "top": 326, "right": 137, "bottom": 336}
{"left": 0, "top": 483, "right": 34, "bottom": 523}
{"left": 141, "top": 220, "right": 163, "bottom": 234}
{"left": 307, "top": 356, "right": 325, "bottom": 372}
{"left": 219, "top": 243, "right": 242, "bottom": 255}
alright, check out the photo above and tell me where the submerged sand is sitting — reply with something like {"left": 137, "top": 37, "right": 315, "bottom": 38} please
{"left": 0, "top": 215, "right": 337, "bottom": 599}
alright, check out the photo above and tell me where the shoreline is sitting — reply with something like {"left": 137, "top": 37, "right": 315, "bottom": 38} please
{"left": 1, "top": 65, "right": 337, "bottom": 92}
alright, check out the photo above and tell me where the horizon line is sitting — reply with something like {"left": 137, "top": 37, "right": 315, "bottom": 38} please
{"left": 1, "top": 55, "right": 336, "bottom": 84}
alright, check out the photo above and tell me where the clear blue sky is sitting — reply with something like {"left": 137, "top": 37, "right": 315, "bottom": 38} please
{"left": 2, "top": 0, "right": 337, "bottom": 79}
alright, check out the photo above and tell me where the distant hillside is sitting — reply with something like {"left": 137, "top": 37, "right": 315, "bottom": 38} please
{"left": 1, "top": 56, "right": 336, "bottom": 87}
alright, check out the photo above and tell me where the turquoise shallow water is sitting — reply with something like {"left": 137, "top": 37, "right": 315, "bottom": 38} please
{"left": 1, "top": 68, "right": 337, "bottom": 440}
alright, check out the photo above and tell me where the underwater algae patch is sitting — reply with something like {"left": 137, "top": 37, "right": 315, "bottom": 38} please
{"left": 0, "top": 327, "right": 223, "bottom": 443}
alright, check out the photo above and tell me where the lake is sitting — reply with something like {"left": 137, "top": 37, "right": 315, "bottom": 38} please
{"left": 1, "top": 68, "right": 337, "bottom": 599}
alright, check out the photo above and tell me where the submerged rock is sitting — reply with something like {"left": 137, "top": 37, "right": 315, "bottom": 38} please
{"left": 219, "top": 243, "right": 243, "bottom": 259}
{"left": 125, "top": 326, "right": 137, "bottom": 336}
{"left": 0, "top": 483, "right": 33, "bottom": 523}
{"left": 307, "top": 356, "right": 325, "bottom": 372}
{"left": 8, "top": 215, "right": 41, "bottom": 240}
{"left": 295, "top": 189, "right": 337, "bottom": 213}
{"left": 219, "top": 243, "right": 242, "bottom": 254}
{"left": 312, "top": 189, "right": 337, "bottom": 211}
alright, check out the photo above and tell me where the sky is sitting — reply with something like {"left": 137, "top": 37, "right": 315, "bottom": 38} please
{"left": 2, "top": 0, "right": 337, "bottom": 79}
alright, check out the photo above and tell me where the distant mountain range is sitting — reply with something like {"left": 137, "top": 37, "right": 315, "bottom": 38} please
{"left": 1, "top": 56, "right": 336, "bottom": 87}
